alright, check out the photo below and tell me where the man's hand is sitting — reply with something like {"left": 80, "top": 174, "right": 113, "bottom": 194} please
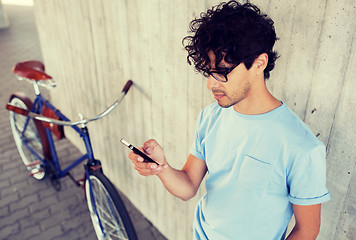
{"left": 128, "top": 139, "right": 207, "bottom": 201}
{"left": 128, "top": 139, "right": 168, "bottom": 176}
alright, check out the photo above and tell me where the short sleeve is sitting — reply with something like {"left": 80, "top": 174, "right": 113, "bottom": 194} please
{"left": 190, "top": 110, "right": 205, "bottom": 161}
{"left": 288, "top": 144, "right": 330, "bottom": 205}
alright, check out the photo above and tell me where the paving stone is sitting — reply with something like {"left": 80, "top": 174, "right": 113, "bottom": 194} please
{"left": 1, "top": 185, "right": 19, "bottom": 197}
{"left": 28, "top": 194, "right": 58, "bottom": 213}
{"left": 0, "top": 192, "right": 19, "bottom": 208}
{"left": 0, "top": 178, "right": 11, "bottom": 189}
{"left": 0, "top": 205, "right": 10, "bottom": 218}
{"left": 2, "top": 207, "right": 29, "bottom": 227}
{"left": 0, "top": 222, "right": 21, "bottom": 239}
{"left": 38, "top": 186, "right": 58, "bottom": 200}
{"left": 9, "top": 193, "right": 39, "bottom": 212}
{"left": 11, "top": 225, "right": 42, "bottom": 240}
{"left": 19, "top": 215, "right": 40, "bottom": 229}
{"left": 31, "top": 208, "right": 50, "bottom": 222}
{"left": 9, "top": 170, "right": 29, "bottom": 185}
{"left": 29, "top": 225, "right": 62, "bottom": 240}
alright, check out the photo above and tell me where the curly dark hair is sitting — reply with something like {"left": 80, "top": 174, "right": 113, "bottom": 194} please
{"left": 183, "top": 1, "right": 279, "bottom": 79}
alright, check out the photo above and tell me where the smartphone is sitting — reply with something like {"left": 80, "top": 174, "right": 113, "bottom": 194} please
{"left": 120, "top": 138, "right": 159, "bottom": 165}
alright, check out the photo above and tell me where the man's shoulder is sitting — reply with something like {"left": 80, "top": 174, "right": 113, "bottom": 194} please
{"left": 276, "top": 105, "right": 324, "bottom": 151}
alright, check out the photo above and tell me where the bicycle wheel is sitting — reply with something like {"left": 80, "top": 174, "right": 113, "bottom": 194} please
{"left": 9, "top": 95, "right": 48, "bottom": 180}
{"left": 85, "top": 170, "right": 138, "bottom": 240}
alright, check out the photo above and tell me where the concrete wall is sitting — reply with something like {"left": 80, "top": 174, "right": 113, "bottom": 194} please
{"left": 0, "top": 0, "right": 9, "bottom": 29}
{"left": 33, "top": 0, "right": 356, "bottom": 239}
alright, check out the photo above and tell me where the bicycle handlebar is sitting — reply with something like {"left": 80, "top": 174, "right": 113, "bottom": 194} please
{"left": 6, "top": 80, "right": 133, "bottom": 126}
{"left": 122, "top": 80, "right": 133, "bottom": 94}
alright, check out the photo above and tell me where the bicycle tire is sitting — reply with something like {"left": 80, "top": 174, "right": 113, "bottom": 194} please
{"left": 85, "top": 170, "right": 138, "bottom": 240}
{"left": 9, "top": 94, "right": 49, "bottom": 180}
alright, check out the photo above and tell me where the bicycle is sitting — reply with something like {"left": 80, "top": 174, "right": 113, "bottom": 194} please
{"left": 5, "top": 60, "right": 138, "bottom": 240}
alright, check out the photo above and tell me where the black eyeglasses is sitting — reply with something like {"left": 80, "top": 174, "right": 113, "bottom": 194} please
{"left": 208, "top": 64, "right": 238, "bottom": 82}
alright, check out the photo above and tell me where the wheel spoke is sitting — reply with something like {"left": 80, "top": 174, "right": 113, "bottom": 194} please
{"left": 93, "top": 183, "right": 128, "bottom": 239}
{"left": 86, "top": 172, "right": 136, "bottom": 240}
{"left": 9, "top": 97, "right": 46, "bottom": 180}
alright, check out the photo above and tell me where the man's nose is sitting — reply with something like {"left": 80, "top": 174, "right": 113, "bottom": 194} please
{"left": 207, "top": 75, "right": 221, "bottom": 90}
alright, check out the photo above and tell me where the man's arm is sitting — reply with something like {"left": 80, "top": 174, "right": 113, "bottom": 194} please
{"left": 128, "top": 139, "right": 207, "bottom": 201}
{"left": 157, "top": 154, "right": 207, "bottom": 201}
{"left": 286, "top": 204, "right": 321, "bottom": 240}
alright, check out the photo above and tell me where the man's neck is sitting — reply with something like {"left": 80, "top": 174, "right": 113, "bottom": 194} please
{"left": 233, "top": 82, "right": 281, "bottom": 115}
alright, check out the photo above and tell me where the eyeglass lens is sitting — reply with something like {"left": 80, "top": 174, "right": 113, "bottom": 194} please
{"left": 211, "top": 72, "right": 227, "bottom": 82}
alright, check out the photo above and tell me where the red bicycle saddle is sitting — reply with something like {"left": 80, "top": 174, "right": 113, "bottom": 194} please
{"left": 13, "top": 60, "right": 52, "bottom": 81}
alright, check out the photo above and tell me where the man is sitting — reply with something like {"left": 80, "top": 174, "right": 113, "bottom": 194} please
{"left": 128, "top": 1, "right": 330, "bottom": 239}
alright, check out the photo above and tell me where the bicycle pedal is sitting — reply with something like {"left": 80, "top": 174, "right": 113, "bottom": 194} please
{"left": 77, "top": 177, "right": 85, "bottom": 184}
{"left": 76, "top": 178, "right": 85, "bottom": 190}
{"left": 26, "top": 160, "right": 41, "bottom": 167}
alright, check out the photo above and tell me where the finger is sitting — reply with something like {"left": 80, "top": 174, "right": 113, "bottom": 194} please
{"left": 136, "top": 161, "right": 159, "bottom": 170}
{"left": 143, "top": 139, "right": 158, "bottom": 154}
{"left": 135, "top": 162, "right": 167, "bottom": 175}
{"left": 134, "top": 166, "right": 150, "bottom": 176}
{"left": 134, "top": 161, "right": 160, "bottom": 170}
{"left": 134, "top": 163, "right": 159, "bottom": 176}
{"left": 135, "top": 168, "right": 164, "bottom": 176}
{"left": 128, "top": 150, "right": 144, "bottom": 163}
{"left": 135, "top": 167, "right": 151, "bottom": 176}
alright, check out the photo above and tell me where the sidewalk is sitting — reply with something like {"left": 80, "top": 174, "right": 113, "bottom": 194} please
{"left": 0, "top": 4, "right": 167, "bottom": 240}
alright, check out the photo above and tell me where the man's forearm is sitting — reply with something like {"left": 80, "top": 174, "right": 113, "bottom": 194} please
{"left": 286, "top": 226, "right": 319, "bottom": 240}
{"left": 157, "top": 165, "right": 198, "bottom": 201}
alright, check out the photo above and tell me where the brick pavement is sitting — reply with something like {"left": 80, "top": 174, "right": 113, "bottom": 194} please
{"left": 0, "top": 4, "right": 167, "bottom": 240}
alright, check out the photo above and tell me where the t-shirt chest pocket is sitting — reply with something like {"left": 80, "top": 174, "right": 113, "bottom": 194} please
{"left": 238, "top": 155, "right": 272, "bottom": 190}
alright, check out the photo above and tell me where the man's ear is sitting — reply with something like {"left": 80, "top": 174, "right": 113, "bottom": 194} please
{"left": 253, "top": 53, "right": 268, "bottom": 76}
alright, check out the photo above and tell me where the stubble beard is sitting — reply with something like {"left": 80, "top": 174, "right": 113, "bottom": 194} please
{"left": 215, "top": 84, "right": 250, "bottom": 109}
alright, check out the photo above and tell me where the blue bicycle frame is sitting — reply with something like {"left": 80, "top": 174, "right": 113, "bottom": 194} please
{"left": 19, "top": 92, "right": 107, "bottom": 234}
{"left": 23, "top": 93, "right": 96, "bottom": 179}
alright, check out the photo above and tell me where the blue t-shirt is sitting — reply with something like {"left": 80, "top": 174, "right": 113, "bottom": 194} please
{"left": 190, "top": 102, "right": 330, "bottom": 240}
